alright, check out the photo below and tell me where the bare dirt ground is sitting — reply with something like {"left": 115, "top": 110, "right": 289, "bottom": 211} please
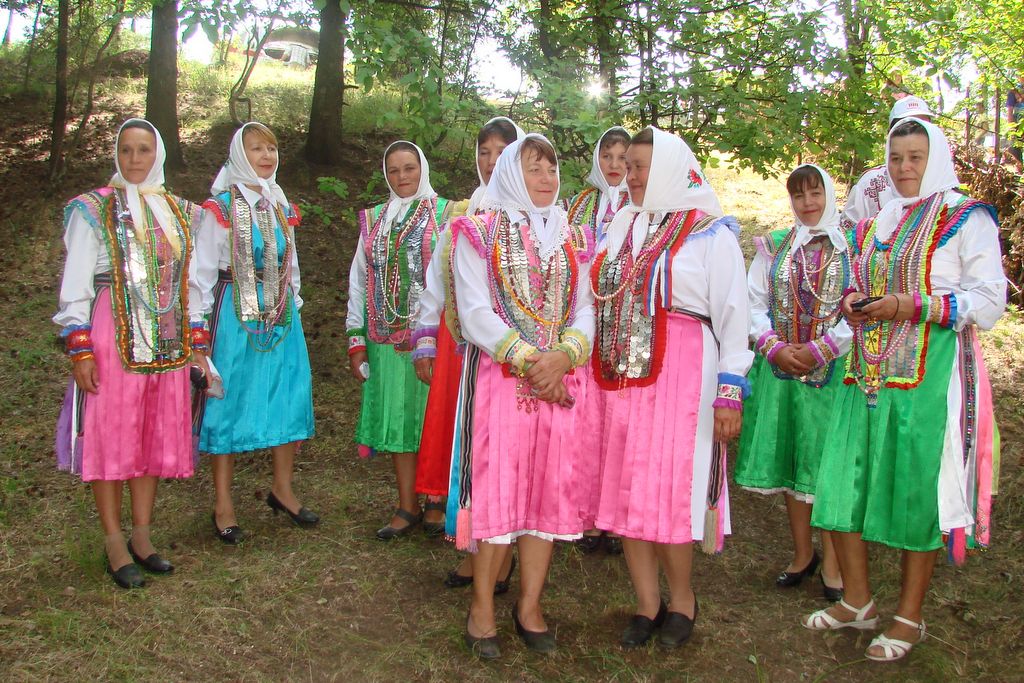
{"left": 0, "top": 86, "right": 1021, "bottom": 683}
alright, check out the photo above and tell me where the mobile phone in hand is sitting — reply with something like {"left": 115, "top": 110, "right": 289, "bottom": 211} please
{"left": 851, "top": 296, "right": 882, "bottom": 312}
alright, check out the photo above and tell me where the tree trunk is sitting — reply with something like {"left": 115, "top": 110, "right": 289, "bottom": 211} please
{"left": 48, "top": 0, "right": 70, "bottom": 183}
{"left": 591, "top": 0, "right": 617, "bottom": 99}
{"left": 305, "top": 0, "right": 346, "bottom": 165}
{"left": 21, "top": 0, "right": 44, "bottom": 90}
{"left": 3, "top": 7, "right": 15, "bottom": 47}
{"left": 146, "top": 0, "right": 183, "bottom": 169}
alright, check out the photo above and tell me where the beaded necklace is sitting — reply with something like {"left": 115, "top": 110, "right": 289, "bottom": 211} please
{"left": 363, "top": 198, "right": 438, "bottom": 348}
{"left": 487, "top": 210, "right": 576, "bottom": 351}
{"left": 592, "top": 210, "right": 704, "bottom": 389}
{"left": 229, "top": 188, "right": 294, "bottom": 352}
{"left": 765, "top": 229, "right": 849, "bottom": 386}
{"left": 98, "top": 189, "right": 193, "bottom": 371}
{"left": 567, "top": 187, "right": 627, "bottom": 243}
{"left": 846, "top": 193, "right": 945, "bottom": 404}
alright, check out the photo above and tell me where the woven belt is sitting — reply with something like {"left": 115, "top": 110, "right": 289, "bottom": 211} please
{"left": 218, "top": 268, "right": 264, "bottom": 283}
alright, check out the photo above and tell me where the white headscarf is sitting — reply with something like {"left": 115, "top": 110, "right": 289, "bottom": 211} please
{"left": 211, "top": 121, "right": 290, "bottom": 208}
{"left": 381, "top": 140, "right": 436, "bottom": 228}
{"left": 606, "top": 127, "right": 724, "bottom": 260}
{"left": 108, "top": 118, "right": 183, "bottom": 258}
{"left": 873, "top": 118, "right": 959, "bottom": 241}
{"left": 466, "top": 116, "right": 526, "bottom": 215}
{"left": 587, "top": 126, "right": 630, "bottom": 219}
{"left": 481, "top": 133, "right": 568, "bottom": 260}
{"left": 789, "top": 163, "right": 846, "bottom": 252}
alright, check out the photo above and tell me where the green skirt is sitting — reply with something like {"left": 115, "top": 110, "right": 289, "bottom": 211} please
{"left": 735, "top": 355, "right": 844, "bottom": 499}
{"left": 355, "top": 340, "right": 429, "bottom": 453}
{"left": 810, "top": 329, "right": 956, "bottom": 551}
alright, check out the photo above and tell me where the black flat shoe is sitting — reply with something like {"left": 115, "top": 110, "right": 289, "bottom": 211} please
{"left": 776, "top": 551, "right": 820, "bottom": 588}
{"left": 604, "top": 535, "right": 623, "bottom": 555}
{"left": 444, "top": 569, "right": 473, "bottom": 588}
{"left": 422, "top": 500, "right": 447, "bottom": 537}
{"left": 576, "top": 534, "right": 603, "bottom": 554}
{"left": 658, "top": 599, "right": 699, "bottom": 649}
{"left": 212, "top": 512, "right": 245, "bottom": 544}
{"left": 376, "top": 507, "right": 421, "bottom": 540}
{"left": 620, "top": 601, "right": 667, "bottom": 649}
{"left": 494, "top": 555, "right": 516, "bottom": 595}
{"left": 127, "top": 542, "right": 174, "bottom": 574}
{"left": 267, "top": 492, "right": 320, "bottom": 528}
{"left": 512, "top": 602, "right": 556, "bottom": 654}
{"left": 106, "top": 561, "right": 145, "bottom": 589}
{"left": 465, "top": 614, "right": 501, "bottom": 659}
{"left": 821, "top": 574, "right": 844, "bottom": 602}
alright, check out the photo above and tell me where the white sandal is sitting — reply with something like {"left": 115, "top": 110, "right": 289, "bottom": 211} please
{"left": 865, "top": 615, "right": 926, "bottom": 662}
{"left": 802, "top": 598, "right": 879, "bottom": 631}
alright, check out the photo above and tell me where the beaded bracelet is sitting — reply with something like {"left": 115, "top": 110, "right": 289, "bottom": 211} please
{"left": 556, "top": 329, "right": 590, "bottom": 367}
{"left": 808, "top": 335, "right": 839, "bottom": 368}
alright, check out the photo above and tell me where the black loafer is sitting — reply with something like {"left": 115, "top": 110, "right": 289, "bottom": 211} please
{"left": 604, "top": 536, "right": 623, "bottom": 555}
{"left": 267, "top": 492, "right": 320, "bottom": 528}
{"left": 512, "top": 602, "right": 556, "bottom": 654}
{"left": 422, "top": 500, "right": 447, "bottom": 537}
{"left": 212, "top": 513, "right": 245, "bottom": 544}
{"left": 494, "top": 555, "right": 516, "bottom": 595}
{"left": 621, "top": 601, "right": 667, "bottom": 648}
{"left": 106, "top": 561, "right": 145, "bottom": 589}
{"left": 658, "top": 599, "right": 699, "bottom": 649}
{"left": 127, "top": 542, "right": 174, "bottom": 574}
{"left": 776, "top": 551, "right": 820, "bottom": 588}
{"left": 444, "top": 570, "right": 473, "bottom": 588}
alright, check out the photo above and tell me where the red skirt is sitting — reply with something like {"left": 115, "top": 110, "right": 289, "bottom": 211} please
{"left": 414, "top": 318, "right": 463, "bottom": 496}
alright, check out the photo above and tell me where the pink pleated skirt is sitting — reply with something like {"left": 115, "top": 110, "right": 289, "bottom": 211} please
{"left": 591, "top": 313, "right": 730, "bottom": 544}
{"left": 468, "top": 353, "right": 592, "bottom": 541}
{"left": 55, "top": 288, "right": 194, "bottom": 482}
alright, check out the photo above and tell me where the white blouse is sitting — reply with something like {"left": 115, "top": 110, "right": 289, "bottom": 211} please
{"left": 648, "top": 217, "right": 754, "bottom": 378}
{"left": 453, "top": 218, "right": 595, "bottom": 359}
{"left": 192, "top": 184, "right": 303, "bottom": 323}
{"left": 414, "top": 228, "right": 451, "bottom": 331}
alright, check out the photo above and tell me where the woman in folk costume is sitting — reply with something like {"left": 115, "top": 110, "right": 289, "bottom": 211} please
{"left": 449, "top": 134, "right": 595, "bottom": 658}
{"left": 569, "top": 125, "right": 631, "bottom": 556}
{"left": 567, "top": 126, "right": 631, "bottom": 246}
{"left": 54, "top": 119, "right": 203, "bottom": 588}
{"left": 412, "top": 117, "right": 523, "bottom": 539}
{"left": 588, "top": 127, "right": 752, "bottom": 649}
{"left": 804, "top": 119, "right": 1005, "bottom": 662}
{"left": 347, "top": 141, "right": 452, "bottom": 539}
{"left": 195, "top": 122, "right": 316, "bottom": 542}
{"left": 734, "top": 164, "right": 850, "bottom": 601}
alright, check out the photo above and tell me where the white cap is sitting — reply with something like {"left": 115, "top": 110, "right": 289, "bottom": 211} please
{"left": 889, "top": 96, "right": 934, "bottom": 124}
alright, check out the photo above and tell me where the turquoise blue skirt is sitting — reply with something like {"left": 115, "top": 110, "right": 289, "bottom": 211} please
{"left": 198, "top": 280, "right": 315, "bottom": 454}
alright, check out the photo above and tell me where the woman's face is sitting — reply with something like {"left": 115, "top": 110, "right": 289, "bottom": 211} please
{"left": 477, "top": 134, "right": 509, "bottom": 185}
{"left": 243, "top": 131, "right": 279, "bottom": 180}
{"left": 888, "top": 133, "right": 929, "bottom": 197}
{"left": 117, "top": 127, "right": 158, "bottom": 184}
{"left": 522, "top": 148, "right": 558, "bottom": 207}
{"left": 244, "top": 130, "right": 280, "bottom": 179}
{"left": 598, "top": 140, "right": 628, "bottom": 187}
{"left": 790, "top": 182, "right": 826, "bottom": 227}
{"left": 625, "top": 143, "right": 653, "bottom": 206}
{"left": 386, "top": 149, "right": 422, "bottom": 199}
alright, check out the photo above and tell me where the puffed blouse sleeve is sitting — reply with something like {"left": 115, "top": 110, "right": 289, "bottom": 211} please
{"left": 53, "top": 209, "right": 103, "bottom": 331}
{"left": 936, "top": 202, "right": 1007, "bottom": 331}
{"left": 453, "top": 229, "right": 517, "bottom": 362}
{"left": 345, "top": 235, "right": 368, "bottom": 354}
{"left": 747, "top": 247, "right": 772, "bottom": 343}
{"left": 190, "top": 208, "right": 228, "bottom": 322}
{"left": 411, "top": 229, "right": 449, "bottom": 360}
